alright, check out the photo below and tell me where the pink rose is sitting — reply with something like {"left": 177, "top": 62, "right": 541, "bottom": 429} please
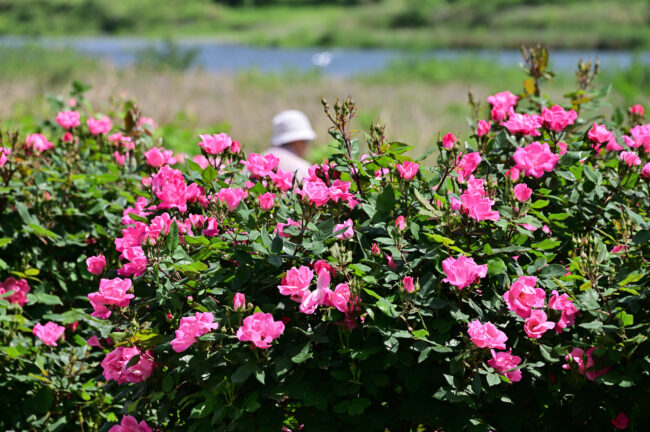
{"left": 230, "top": 140, "right": 241, "bottom": 153}
{"left": 501, "top": 112, "right": 543, "bottom": 136}
{"left": 101, "top": 346, "right": 155, "bottom": 384}
{"left": 513, "top": 183, "right": 532, "bottom": 202}
{"left": 557, "top": 141, "right": 568, "bottom": 155}
{"left": 395, "top": 215, "right": 406, "bottom": 231}
{"left": 402, "top": 276, "right": 415, "bottom": 293}
{"left": 513, "top": 141, "right": 559, "bottom": 178}
{"left": 0, "top": 277, "right": 31, "bottom": 306}
{"left": 138, "top": 116, "right": 157, "bottom": 129}
{"left": 630, "top": 124, "right": 650, "bottom": 152}
{"left": 487, "top": 349, "right": 522, "bottom": 383}
{"left": 297, "top": 179, "right": 330, "bottom": 206}
{"left": 86, "top": 254, "right": 107, "bottom": 275}
{"left": 87, "top": 116, "right": 113, "bottom": 135}
{"left": 270, "top": 168, "right": 294, "bottom": 192}
{"left": 276, "top": 218, "right": 301, "bottom": 238}
{"left": 329, "top": 283, "right": 351, "bottom": 313}
{"left": 114, "top": 151, "right": 126, "bottom": 166}
{"left": 171, "top": 312, "right": 219, "bottom": 353}
{"left": 442, "top": 255, "right": 487, "bottom": 290}
{"left": 299, "top": 269, "right": 333, "bottom": 315}
{"left": 371, "top": 243, "right": 380, "bottom": 255}
{"left": 477, "top": 120, "right": 491, "bottom": 137}
{"left": 611, "top": 412, "right": 629, "bottom": 430}
{"left": 620, "top": 151, "right": 641, "bottom": 167}
{"left": 258, "top": 192, "right": 276, "bottom": 210}
{"left": 233, "top": 292, "right": 246, "bottom": 311}
{"left": 144, "top": 147, "right": 176, "bottom": 167}
{"left": 0, "top": 147, "right": 10, "bottom": 167}
{"left": 216, "top": 187, "right": 247, "bottom": 211}
{"left": 442, "top": 132, "right": 457, "bottom": 150}
{"left": 108, "top": 415, "right": 152, "bottom": 432}
{"left": 236, "top": 312, "right": 285, "bottom": 349}
{"left": 563, "top": 347, "right": 610, "bottom": 381}
{"left": 198, "top": 133, "right": 232, "bottom": 154}
{"left": 487, "top": 91, "right": 518, "bottom": 122}
{"left": 242, "top": 153, "right": 279, "bottom": 178}
{"left": 278, "top": 266, "right": 314, "bottom": 300}
{"left": 396, "top": 161, "right": 419, "bottom": 181}
{"left": 56, "top": 110, "right": 80, "bottom": 129}
{"left": 26, "top": 133, "right": 53, "bottom": 152}
{"left": 32, "top": 322, "right": 66, "bottom": 347}
{"left": 523, "top": 310, "right": 555, "bottom": 339}
{"left": 503, "top": 276, "right": 545, "bottom": 319}
{"left": 334, "top": 219, "right": 354, "bottom": 240}
{"left": 455, "top": 152, "right": 482, "bottom": 183}
{"left": 467, "top": 320, "right": 507, "bottom": 349}
{"left": 629, "top": 104, "right": 644, "bottom": 116}
{"left": 541, "top": 105, "right": 577, "bottom": 132}
{"left": 548, "top": 290, "right": 578, "bottom": 333}
{"left": 588, "top": 122, "right": 614, "bottom": 145}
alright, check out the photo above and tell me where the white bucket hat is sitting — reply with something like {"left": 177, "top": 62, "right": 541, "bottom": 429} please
{"left": 271, "top": 110, "right": 317, "bottom": 147}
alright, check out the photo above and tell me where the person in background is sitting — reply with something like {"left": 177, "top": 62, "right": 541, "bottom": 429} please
{"left": 263, "top": 110, "right": 315, "bottom": 181}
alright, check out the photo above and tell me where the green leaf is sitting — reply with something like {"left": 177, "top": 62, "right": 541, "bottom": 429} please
{"left": 486, "top": 372, "right": 501, "bottom": 387}
{"left": 486, "top": 258, "right": 506, "bottom": 276}
{"left": 347, "top": 397, "right": 371, "bottom": 416}
{"left": 166, "top": 221, "right": 179, "bottom": 253}
{"left": 531, "top": 199, "right": 550, "bottom": 209}
{"left": 28, "top": 292, "right": 63, "bottom": 306}
{"left": 231, "top": 364, "right": 254, "bottom": 384}
{"left": 0, "top": 238, "right": 12, "bottom": 248}
{"left": 291, "top": 342, "right": 312, "bottom": 364}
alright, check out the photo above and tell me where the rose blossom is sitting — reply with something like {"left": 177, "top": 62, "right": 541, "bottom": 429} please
{"left": 487, "top": 349, "right": 522, "bottom": 383}
{"left": 587, "top": 122, "right": 614, "bottom": 145}
{"left": 198, "top": 133, "right": 232, "bottom": 154}
{"left": 144, "top": 147, "right": 176, "bottom": 167}
{"left": 402, "top": 276, "right": 415, "bottom": 293}
{"left": 233, "top": 293, "right": 246, "bottom": 311}
{"left": 620, "top": 151, "right": 641, "bottom": 167}
{"left": 523, "top": 310, "right": 555, "bottom": 339}
{"left": 56, "top": 110, "right": 80, "bottom": 129}
{"left": 467, "top": 320, "right": 507, "bottom": 349}
{"left": 563, "top": 347, "right": 610, "bottom": 381}
{"left": 455, "top": 152, "right": 481, "bottom": 183}
{"left": 108, "top": 415, "right": 152, "bottom": 432}
{"left": 477, "top": 120, "right": 491, "bottom": 137}
{"left": 442, "top": 133, "right": 457, "bottom": 150}
{"left": 487, "top": 91, "right": 518, "bottom": 122}
{"left": 236, "top": 312, "right": 285, "bottom": 349}
{"left": 0, "top": 277, "right": 31, "bottom": 306}
{"left": 258, "top": 192, "right": 276, "bottom": 210}
{"left": 32, "top": 322, "right": 66, "bottom": 347}
{"left": 26, "top": 133, "right": 53, "bottom": 152}
{"left": 171, "top": 312, "right": 220, "bottom": 353}
{"left": 242, "top": 153, "right": 279, "bottom": 178}
{"left": 611, "top": 412, "right": 629, "bottom": 430}
{"left": 442, "top": 255, "right": 488, "bottom": 290}
{"left": 216, "top": 187, "right": 247, "bottom": 211}
{"left": 629, "top": 124, "right": 650, "bottom": 152}
{"left": 503, "top": 276, "right": 545, "bottom": 319}
{"left": 0, "top": 147, "right": 10, "bottom": 167}
{"left": 87, "top": 116, "right": 113, "bottom": 135}
{"left": 513, "top": 141, "right": 559, "bottom": 178}
{"left": 101, "top": 346, "right": 155, "bottom": 384}
{"left": 541, "top": 105, "right": 577, "bottom": 132}
{"left": 86, "top": 254, "right": 106, "bottom": 275}
{"left": 501, "top": 112, "right": 543, "bottom": 136}
{"left": 548, "top": 290, "right": 578, "bottom": 333}
{"left": 629, "top": 104, "right": 644, "bottom": 116}
{"left": 395, "top": 215, "right": 406, "bottom": 231}
{"left": 334, "top": 219, "right": 354, "bottom": 240}
{"left": 513, "top": 183, "right": 533, "bottom": 202}
{"left": 557, "top": 141, "right": 568, "bottom": 155}
{"left": 278, "top": 266, "right": 314, "bottom": 300}
{"left": 396, "top": 161, "right": 419, "bottom": 181}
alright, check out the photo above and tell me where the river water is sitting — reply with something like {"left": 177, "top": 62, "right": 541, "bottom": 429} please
{"left": 2, "top": 36, "right": 649, "bottom": 76}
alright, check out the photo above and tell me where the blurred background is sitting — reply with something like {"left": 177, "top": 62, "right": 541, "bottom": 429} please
{"left": 1, "top": 0, "right": 649, "bottom": 159}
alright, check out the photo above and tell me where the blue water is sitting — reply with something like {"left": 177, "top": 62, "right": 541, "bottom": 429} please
{"left": 2, "top": 36, "right": 649, "bottom": 76}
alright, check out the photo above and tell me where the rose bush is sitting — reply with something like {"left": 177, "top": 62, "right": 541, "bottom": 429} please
{"left": 0, "top": 83, "right": 182, "bottom": 430}
{"left": 3, "top": 48, "right": 650, "bottom": 431}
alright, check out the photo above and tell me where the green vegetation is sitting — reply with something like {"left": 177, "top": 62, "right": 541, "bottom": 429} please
{"left": 1, "top": 0, "right": 649, "bottom": 50}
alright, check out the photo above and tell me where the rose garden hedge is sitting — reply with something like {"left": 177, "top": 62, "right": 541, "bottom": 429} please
{"left": 1, "top": 49, "right": 649, "bottom": 431}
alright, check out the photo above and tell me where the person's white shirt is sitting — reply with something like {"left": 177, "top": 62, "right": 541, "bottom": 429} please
{"left": 263, "top": 146, "right": 312, "bottom": 181}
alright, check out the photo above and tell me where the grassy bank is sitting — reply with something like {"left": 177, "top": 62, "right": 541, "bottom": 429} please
{"left": 1, "top": 0, "right": 649, "bottom": 50}
{"left": 1, "top": 45, "right": 646, "bottom": 160}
